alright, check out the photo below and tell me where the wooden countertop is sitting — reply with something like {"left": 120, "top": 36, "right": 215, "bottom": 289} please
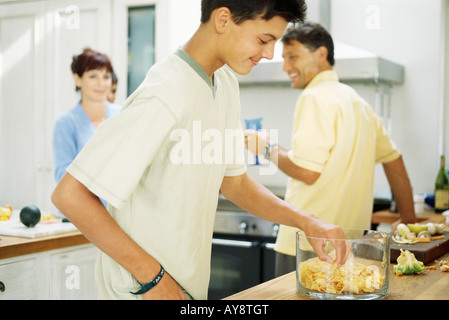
{"left": 225, "top": 211, "right": 449, "bottom": 300}
{"left": 372, "top": 209, "right": 446, "bottom": 224}
{"left": 224, "top": 256, "right": 449, "bottom": 300}
{"left": 0, "top": 231, "right": 89, "bottom": 260}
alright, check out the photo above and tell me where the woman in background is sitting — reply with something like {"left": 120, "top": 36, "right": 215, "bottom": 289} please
{"left": 52, "top": 48, "right": 120, "bottom": 206}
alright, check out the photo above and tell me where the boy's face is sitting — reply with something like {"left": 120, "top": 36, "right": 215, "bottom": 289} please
{"left": 221, "top": 15, "right": 288, "bottom": 75}
{"left": 282, "top": 40, "right": 322, "bottom": 89}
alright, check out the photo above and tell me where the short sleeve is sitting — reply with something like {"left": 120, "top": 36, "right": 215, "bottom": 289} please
{"left": 288, "top": 94, "right": 335, "bottom": 173}
{"left": 373, "top": 113, "right": 401, "bottom": 163}
{"left": 67, "top": 97, "right": 177, "bottom": 208}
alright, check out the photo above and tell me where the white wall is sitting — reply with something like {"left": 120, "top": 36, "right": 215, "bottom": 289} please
{"left": 241, "top": 0, "right": 448, "bottom": 196}
{"left": 332, "top": 0, "right": 446, "bottom": 195}
{"left": 155, "top": 0, "right": 201, "bottom": 61}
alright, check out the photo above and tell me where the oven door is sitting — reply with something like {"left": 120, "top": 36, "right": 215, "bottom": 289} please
{"left": 208, "top": 238, "right": 262, "bottom": 300}
{"left": 262, "top": 242, "right": 276, "bottom": 282}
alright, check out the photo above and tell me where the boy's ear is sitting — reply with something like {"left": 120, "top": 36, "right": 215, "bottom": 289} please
{"left": 214, "top": 7, "right": 232, "bottom": 34}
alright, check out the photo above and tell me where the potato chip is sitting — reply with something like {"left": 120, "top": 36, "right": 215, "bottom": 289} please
{"left": 299, "top": 256, "right": 385, "bottom": 295}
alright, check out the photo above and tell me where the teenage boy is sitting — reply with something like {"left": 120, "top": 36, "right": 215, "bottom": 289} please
{"left": 52, "top": 1, "right": 348, "bottom": 300}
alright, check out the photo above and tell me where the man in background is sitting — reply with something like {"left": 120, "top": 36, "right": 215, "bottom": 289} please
{"left": 245, "top": 22, "right": 416, "bottom": 276}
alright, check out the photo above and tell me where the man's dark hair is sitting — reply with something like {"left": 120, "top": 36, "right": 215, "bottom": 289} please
{"left": 201, "top": 0, "right": 307, "bottom": 25}
{"left": 282, "top": 22, "right": 335, "bottom": 66}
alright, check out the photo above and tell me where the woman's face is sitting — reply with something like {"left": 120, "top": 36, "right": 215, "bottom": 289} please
{"left": 74, "top": 68, "right": 112, "bottom": 103}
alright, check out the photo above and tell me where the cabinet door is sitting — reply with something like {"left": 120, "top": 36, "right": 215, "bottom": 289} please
{"left": 0, "top": 2, "right": 48, "bottom": 210}
{"left": 0, "top": 258, "right": 38, "bottom": 300}
{"left": 48, "top": 0, "right": 112, "bottom": 118}
{"left": 0, "top": 0, "right": 111, "bottom": 212}
{"left": 50, "top": 244, "right": 98, "bottom": 300}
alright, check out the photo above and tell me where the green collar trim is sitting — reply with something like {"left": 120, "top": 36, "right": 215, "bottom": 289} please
{"left": 175, "top": 48, "right": 217, "bottom": 97}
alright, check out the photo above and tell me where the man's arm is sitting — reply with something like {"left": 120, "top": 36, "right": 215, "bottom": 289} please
{"left": 52, "top": 173, "right": 185, "bottom": 299}
{"left": 270, "top": 144, "right": 321, "bottom": 184}
{"left": 244, "top": 130, "right": 320, "bottom": 184}
{"left": 220, "top": 173, "right": 348, "bottom": 266}
{"left": 382, "top": 156, "right": 416, "bottom": 225}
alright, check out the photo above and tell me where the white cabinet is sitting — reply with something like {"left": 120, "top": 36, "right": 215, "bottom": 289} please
{"left": 0, "top": 0, "right": 112, "bottom": 212}
{"left": 49, "top": 245, "right": 98, "bottom": 300}
{"left": 0, "top": 244, "right": 98, "bottom": 300}
{"left": 0, "top": 258, "right": 38, "bottom": 300}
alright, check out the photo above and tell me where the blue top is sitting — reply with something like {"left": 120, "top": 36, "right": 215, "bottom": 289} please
{"left": 52, "top": 101, "right": 120, "bottom": 205}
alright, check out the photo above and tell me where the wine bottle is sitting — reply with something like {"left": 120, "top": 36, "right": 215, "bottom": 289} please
{"left": 434, "top": 155, "right": 449, "bottom": 213}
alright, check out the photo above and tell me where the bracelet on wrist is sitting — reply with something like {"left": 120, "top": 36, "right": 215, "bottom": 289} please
{"left": 264, "top": 143, "right": 277, "bottom": 160}
{"left": 131, "top": 265, "right": 165, "bottom": 295}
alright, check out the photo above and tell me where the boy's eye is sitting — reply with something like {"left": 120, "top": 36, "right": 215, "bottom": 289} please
{"left": 259, "top": 39, "right": 268, "bottom": 45}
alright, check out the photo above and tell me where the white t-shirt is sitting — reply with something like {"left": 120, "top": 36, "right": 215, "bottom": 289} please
{"left": 67, "top": 49, "right": 246, "bottom": 299}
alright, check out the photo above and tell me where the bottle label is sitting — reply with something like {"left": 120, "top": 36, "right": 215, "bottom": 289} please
{"left": 435, "top": 189, "right": 449, "bottom": 210}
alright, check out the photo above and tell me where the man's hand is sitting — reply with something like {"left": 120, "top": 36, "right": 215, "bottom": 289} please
{"left": 244, "top": 129, "right": 270, "bottom": 155}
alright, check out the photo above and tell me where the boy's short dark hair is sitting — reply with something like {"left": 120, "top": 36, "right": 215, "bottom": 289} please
{"left": 282, "top": 22, "right": 335, "bottom": 66}
{"left": 201, "top": 0, "right": 307, "bottom": 25}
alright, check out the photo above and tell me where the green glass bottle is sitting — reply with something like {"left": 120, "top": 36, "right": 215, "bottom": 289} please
{"left": 434, "top": 155, "right": 449, "bottom": 213}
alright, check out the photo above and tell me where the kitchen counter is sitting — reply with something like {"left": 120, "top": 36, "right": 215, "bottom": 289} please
{"left": 225, "top": 211, "right": 449, "bottom": 300}
{"left": 0, "top": 231, "right": 89, "bottom": 260}
{"left": 224, "top": 256, "right": 449, "bottom": 300}
{"left": 372, "top": 209, "right": 447, "bottom": 225}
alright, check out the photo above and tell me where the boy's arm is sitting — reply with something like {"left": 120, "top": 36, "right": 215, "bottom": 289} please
{"left": 220, "top": 173, "right": 348, "bottom": 266}
{"left": 52, "top": 173, "right": 185, "bottom": 299}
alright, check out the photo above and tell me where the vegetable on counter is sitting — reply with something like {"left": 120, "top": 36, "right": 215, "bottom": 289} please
{"left": 0, "top": 204, "right": 12, "bottom": 221}
{"left": 439, "top": 261, "right": 449, "bottom": 272}
{"left": 392, "top": 223, "right": 447, "bottom": 244}
{"left": 394, "top": 249, "right": 425, "bottom": 276}
{"left": 19, "top": 205, "right": 41, "bottom": 228}
{"left": 0, "top": 205, "right": 13, "bottom": 221}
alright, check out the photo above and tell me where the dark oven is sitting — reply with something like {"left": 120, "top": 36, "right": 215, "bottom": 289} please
{"left": 208, "top": 189, "right": 283, "bottom": 300}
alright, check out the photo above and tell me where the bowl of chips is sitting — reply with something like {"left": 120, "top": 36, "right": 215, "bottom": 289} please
{"left": 296, "top": 229, "right": 390, "bottom": 300}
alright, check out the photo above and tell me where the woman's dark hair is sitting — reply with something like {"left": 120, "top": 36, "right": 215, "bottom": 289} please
{"left": 282, "top": 22, "right": 335, "bottom": 66}
{"left": 200, "top": 0, "right": 307, "bottom": 25}
{"left": 71, "top": 48, "right": 114, "bottom": 91}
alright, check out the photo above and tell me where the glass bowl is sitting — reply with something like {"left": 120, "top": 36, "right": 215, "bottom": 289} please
{"left": 296, "top": 229, "right": 390, "bottom": 300}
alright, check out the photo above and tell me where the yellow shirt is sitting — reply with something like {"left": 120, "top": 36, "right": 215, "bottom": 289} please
{"left": 275, "top": 70, "right": 400, "bottom": 256}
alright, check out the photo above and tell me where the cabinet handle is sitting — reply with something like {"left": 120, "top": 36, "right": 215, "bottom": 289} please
{"left": 0, "top": 281, "right": 4, "bottom": 292}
